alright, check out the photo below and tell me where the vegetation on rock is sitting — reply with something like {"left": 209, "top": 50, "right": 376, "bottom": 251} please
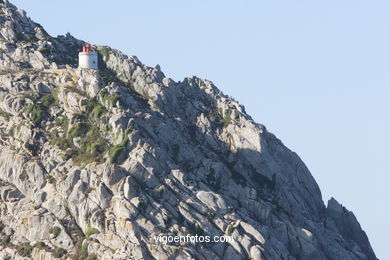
{"left": 49, "top": 226, "right": 61, "bottom": 238}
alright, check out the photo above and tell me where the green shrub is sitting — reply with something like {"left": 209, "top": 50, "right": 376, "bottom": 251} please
{"left": 33, "top": 241, "right": 46, "bottom": 249}
{"left": 85, "top": 125, "right": 100, "bottom": 139}
{"left": 68, "top": 122, "right": 89, "bottom": 138}
{"left": 86, "top": 143, "right": 98, "bottom": 156}
{"left": 109, "top": 145, "right": 124, "bottom": 163}
{"left": 16, "top": 243, "right": 33, "bottom": 257}
{"left": 204, "top": 209, "right": 216, "bottom": 220}
{"left": 50, "top": 226, "right": 61, "bottom": 238}
{"left": 39, "top": 47, "right": 50, "bottom": 55}
{"left": 62, "top": 148, "right": 78, "bottom": 161}
{"left": 52, "top": 87, "right": 61, "bottom": 105}
{"left": 54, "top": 116, "right": 69, "bottom": 130}
{"left": 23, "top": 103, "right": 44, "bottom": 125}
{"left": 46, "top": 175, "right": 56, "bottom": 184}
{"left": 208, "top": 108, "right": 233, "bottom": 128}
{"left": 52, "top": 246, "right": 67, "bottom": 258}
{"left": 102, "top": 123, "right": 113, "bottom": 134}
{"left": 74, "top": 238, "right": 88, "bottom": 258}
{"left": 75, "top": 128, "right": 108, "bottom": 165}
{"left": 86, "top": 98, "right": 107, "bottom": 118}
{"left": 85, "top": 227, "right": 99, "bottom": 239}
{"left": 0, "top": 109, "right": 12, "bottom": 120}
{"left": 81, "top": 242, "right": 89, "bottom": 256}
{"left": 92, "top": 103, "right": 106, "bottom": 118}
{"left": 109, "top": 135, "right": 129, "bottom": 163}
{"left": 226, "top": 224, "right": 235, "bottom": 236}
{"left": 50, "top": 136, "right": 72, "bottom": 150}
{"left": 22, "top": 94, "right": 58, "bottom": 126}
{"left": 218, "top": 109, "right": 232, "bottom": 128}
{"left": 98, "top": 46, "right": 110, "bottom": 61}
{"left": 103, "top": 94, "right": 121, "bottom": 107}
{"left": 188, "top": 220, "right": 204, "bottom": 236}
{"left": 208, "top": 108, "right": 221, "bottom": 119}
{"left": 40, "top": 94, "right": 55, "bottom": 107}
{"left": 100, "top": 88, "right": 121, "bottom": 107}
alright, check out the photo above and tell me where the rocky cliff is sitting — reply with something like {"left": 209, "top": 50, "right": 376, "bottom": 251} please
{"left": 0, "top": 1, "right": 378, "bottom": 259}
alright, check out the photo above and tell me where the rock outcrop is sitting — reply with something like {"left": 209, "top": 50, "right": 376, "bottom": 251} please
{"left": 0, "top": 1, "right": 377, "bottom": 259}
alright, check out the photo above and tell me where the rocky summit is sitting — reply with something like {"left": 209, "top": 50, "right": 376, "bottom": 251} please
{"left": 0, "top": 1, "right": 378, "bottom": 259}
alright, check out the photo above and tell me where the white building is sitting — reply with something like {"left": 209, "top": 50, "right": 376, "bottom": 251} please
{"left": 78, "top": 43, "right": 98, "bottom": 69}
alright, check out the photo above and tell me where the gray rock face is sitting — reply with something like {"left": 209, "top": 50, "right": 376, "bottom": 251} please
{"left": 0, "top": 1, "right": 378, "bottom": 260}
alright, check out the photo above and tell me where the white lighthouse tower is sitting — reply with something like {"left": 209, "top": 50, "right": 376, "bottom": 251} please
{"left": 78, "top": 43, "right": 98, "bottom": 69}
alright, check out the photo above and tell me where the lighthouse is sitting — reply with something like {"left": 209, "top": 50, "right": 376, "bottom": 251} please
{"left": 78, "top": 43, "right": 98, "bottom": 70}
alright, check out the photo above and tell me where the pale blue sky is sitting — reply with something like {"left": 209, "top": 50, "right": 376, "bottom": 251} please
{"left": 12, "top": 0, "right": 389, "bottom": 259}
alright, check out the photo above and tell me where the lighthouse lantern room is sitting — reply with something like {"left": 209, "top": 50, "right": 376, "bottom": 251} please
{"left": 79, "top": 43, "right": 98, "bottom": 70}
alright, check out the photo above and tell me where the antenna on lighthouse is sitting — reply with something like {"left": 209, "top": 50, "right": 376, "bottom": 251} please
{"left": 82, "top": 43, "right": 92, "bottom": 53}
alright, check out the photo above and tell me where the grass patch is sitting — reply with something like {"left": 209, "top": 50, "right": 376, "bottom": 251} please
{"left": 109, "top": 131, "right": 130, "bottom": 163}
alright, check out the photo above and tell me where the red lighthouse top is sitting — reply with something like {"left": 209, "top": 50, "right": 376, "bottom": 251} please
{"left": 82, "top": 43, "right": 92, "bottom": 52}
